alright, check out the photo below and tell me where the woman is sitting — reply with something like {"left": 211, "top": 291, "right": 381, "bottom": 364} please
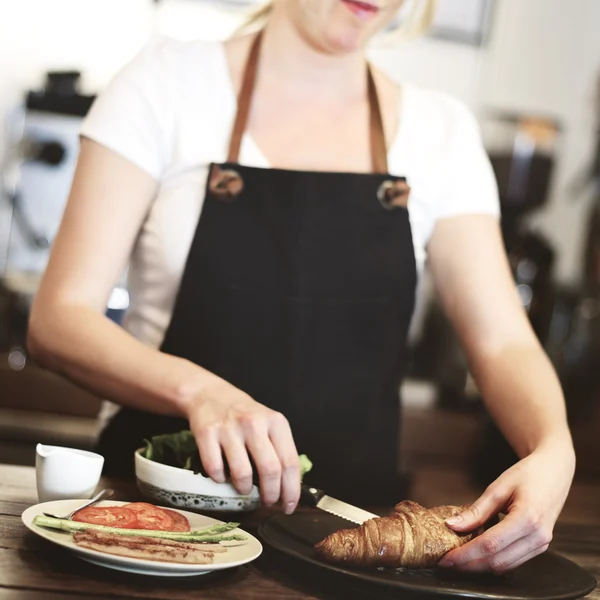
{"left": 28, "top": 0, "right": 575, "bottom": 574}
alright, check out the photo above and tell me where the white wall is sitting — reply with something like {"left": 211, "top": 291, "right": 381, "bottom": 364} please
{"left": 1, "top": 0, "right": 599, "bottom": 285}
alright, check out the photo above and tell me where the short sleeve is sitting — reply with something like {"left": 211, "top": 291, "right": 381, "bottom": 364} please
{"left": 433, "top": 98, "right": 501, "bottom": 222}
{"left": 80, "top": 36, "right": 174, "bottom": 180}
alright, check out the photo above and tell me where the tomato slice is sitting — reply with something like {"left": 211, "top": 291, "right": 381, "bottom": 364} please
{"left": 160, "top": 508, "right": 191, "bottom": 532}
{"left": 124, "top": 502, "right": 175, "bottom": 531}
{"left": 72, "top": 506, "right": 138, "bottom": 529}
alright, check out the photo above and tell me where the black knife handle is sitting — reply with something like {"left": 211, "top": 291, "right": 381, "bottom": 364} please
{"left": 300, "top": 483, "right": 325, "bottom": 507}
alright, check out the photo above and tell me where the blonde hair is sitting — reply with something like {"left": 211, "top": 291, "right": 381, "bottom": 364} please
{"left": 237, "top": 0, "right": 438, "bottom": 43}
{"left": 238, "top": 2, "right": 272, "bottom": 32}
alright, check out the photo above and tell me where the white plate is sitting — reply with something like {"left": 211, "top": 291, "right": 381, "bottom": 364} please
{"left": 22, "top": 499, "right": 263, "bottom": 577}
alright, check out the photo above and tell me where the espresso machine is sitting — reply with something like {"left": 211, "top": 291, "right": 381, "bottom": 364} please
{"left": 1, "top": 72, "right": 129, "bottom": 357}
{"left": 486, "top": 112, "right": 561, "bottom": 337}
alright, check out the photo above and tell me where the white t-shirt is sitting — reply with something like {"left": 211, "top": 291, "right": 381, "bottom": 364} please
{"left": 80, "top": 35, "right": 500, "bottom": 350}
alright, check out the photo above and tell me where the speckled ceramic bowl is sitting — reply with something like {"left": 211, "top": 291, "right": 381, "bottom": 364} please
{"left": 134, "top": 448, "right": 261, "bottom": 513}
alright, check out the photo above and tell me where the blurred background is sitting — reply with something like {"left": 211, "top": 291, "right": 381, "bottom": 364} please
{"left": 1, "top": 0, "right": 599, "bottom": 488}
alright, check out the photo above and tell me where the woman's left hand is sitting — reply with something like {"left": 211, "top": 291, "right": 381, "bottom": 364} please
{"left": 438, "top": 437, "right": 575, "bottom": 574}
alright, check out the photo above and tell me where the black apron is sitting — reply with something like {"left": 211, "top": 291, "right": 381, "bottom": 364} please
{"left": 97, "top": 31, "right": 417, "bottom": 505}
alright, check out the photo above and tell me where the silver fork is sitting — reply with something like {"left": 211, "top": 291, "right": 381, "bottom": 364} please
{"left": 43, "top": 488, "right": 115, "bottom": 520}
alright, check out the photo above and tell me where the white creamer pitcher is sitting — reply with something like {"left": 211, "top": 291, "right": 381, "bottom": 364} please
{"left": 35, "top": 444, "right": 104, "bottom": 503}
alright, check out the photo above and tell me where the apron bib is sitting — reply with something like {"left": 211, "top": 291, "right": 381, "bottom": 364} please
{"left": 97, "top": 31, "right": 417, "bottom": 505}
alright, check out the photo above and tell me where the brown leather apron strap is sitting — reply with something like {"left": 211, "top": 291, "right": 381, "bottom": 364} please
{"left": 227, "top": 29, "right": 389, "bottom": 173}
{"left": 227, "top": 30, "right": 263, "bottom": 163}
{"left": 367, "top": 67, "right": 388, "bottom": 174}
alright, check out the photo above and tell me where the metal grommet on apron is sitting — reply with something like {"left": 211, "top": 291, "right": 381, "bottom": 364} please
{"left": 377, "top": 179, "right": 411, "bottom": 210}
{"left": 208, "top": 165, "right": 244, "bottom": 202}
{"left": 97, "top": 29, "right": 417, "bottom": 506}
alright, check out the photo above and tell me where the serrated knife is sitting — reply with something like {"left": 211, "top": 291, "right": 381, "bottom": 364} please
{"left": 300, "top": 484, "right": 379, "bottom": 525}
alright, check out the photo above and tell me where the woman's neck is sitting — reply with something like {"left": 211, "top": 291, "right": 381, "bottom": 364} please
{"left": 258, "top": 7, "right": 369, "bottom": 101}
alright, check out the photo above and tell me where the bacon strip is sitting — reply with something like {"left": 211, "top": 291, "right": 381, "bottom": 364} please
{"left": 74, "top": 530, "right": 226, "bottom": 564}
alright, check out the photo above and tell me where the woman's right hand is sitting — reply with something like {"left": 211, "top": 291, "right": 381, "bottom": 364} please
{"left": 185, "top": 376, "right": 301, "bottom": 514}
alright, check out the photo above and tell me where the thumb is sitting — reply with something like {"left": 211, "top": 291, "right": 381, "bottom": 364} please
{"left": 446, "top": 486, "right": 508, "bottom": 532}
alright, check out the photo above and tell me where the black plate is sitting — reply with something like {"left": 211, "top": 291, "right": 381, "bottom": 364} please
{"left": 258, "top": 512, "right": 597, "bottom": 600}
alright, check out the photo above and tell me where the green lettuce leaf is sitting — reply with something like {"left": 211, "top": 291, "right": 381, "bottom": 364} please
{"left": 142, "top": 430, "right": 312, "bottom": 481}
{"left": 142, "top": 430, "right": 204, "bottom": 473}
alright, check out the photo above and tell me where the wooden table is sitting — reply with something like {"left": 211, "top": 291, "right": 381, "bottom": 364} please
{"left": 0, "top": 464, "right": 598, "bottom": 600}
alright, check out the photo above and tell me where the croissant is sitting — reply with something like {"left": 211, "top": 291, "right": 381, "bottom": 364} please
{"left": 314, "top": 500, "right": 480, "bottom": 569}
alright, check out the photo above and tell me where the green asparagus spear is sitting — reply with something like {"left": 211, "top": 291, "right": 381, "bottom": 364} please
{"left": 191, "top": 522, "right": 241, "bottom": 535}
{"left": 33, "top": 515, "right": 247, "bottom": 543}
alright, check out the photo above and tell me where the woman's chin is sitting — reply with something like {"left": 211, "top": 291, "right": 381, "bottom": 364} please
{"left": 320, "top": 29, "right": 368, "bottom": 54}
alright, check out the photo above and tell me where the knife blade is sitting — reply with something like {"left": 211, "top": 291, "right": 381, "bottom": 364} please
{"left": 300, "top": 484, "right": 379, "bottom": 525}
